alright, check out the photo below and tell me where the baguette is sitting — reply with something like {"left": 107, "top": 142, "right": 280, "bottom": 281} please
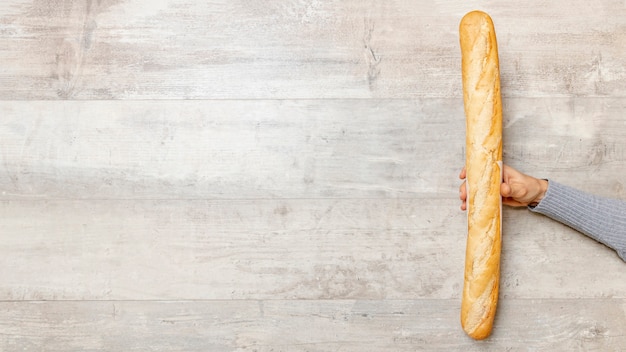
{"left": 459, "top": 10, "right": 503, "bottom": 340}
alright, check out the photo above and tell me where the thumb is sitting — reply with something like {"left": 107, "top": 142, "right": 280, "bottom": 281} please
{"left": 501, "top": 182, "right": 513, "bottom": 198}
{"left": 501, "top": 182, "right": 527, "bottom": 207}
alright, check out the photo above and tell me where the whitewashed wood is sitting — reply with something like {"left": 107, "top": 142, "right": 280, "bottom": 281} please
{"left": 2, "top": 98, "right": 626, "bottom": 200}
{"left": 0, "top": 0, "right": 624, "bottom": 99}
{"left": 0, "top": 99, "right": 464, "bottom": 199}
{"left": 504, "top": 97, "right": 626, "bottom": 198}
{"left": 1, "top": 0, "right": 626, "bottom": 349}
{"left": 1, "top": 299, "right": 624, "bottom": 351}
{"left": 2, "top": 199, "right": 625, "bottom": 301}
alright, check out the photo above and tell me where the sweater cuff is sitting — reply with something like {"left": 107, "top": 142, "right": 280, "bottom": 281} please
{"left": 528, "top": 180, "right": 626, "bottom": 261}
{"left": 528, "top": 179, "right": 556, "bottom": 213}
{"left": 527, "top": 179, "right": 604, "bottom": 245}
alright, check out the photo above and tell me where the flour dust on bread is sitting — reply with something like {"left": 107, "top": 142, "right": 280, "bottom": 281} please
{"left": 459, "top": 10, "right": 503, "bottom": 340}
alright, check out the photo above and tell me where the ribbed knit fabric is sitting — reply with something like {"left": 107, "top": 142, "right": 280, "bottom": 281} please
{"left": 530, "top": 181, "right": 626, "bottom": 262}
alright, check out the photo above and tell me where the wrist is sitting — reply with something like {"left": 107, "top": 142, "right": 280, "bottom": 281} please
{"left": 529, "top": 179, "right": 548, "bottom": 206}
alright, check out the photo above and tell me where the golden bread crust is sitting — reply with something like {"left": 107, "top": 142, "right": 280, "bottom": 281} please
{"left": 459, "top": 10, "right": 503, "bottom": 340}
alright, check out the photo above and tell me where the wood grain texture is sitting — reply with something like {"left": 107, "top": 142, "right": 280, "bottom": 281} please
{"left": 2, "top": 199, "right": 625, "bottom": 301}
{"left": 0, "top": 0, "right": 624, "bottom": 99}
{"left": 2, "top": 98, "right": 626, "bottom": 200}
{"left": 2, "top": 0, "right": 626, "bottom": 350}
{"left": 0, "top": 99, "right": 464, "bottom": 199}
{"left": 1, "top": 300, "right": 625, "bottom": 352}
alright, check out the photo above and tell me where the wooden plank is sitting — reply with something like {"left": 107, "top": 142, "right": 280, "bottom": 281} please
{"left": 1, "top": 199, "right": 625, "bottom": 301}
{"left": 505, "top": 97, "right": 626, "bottom": 199}
{"left": 2, "top": 98, "right": 626, "bottom": 200}
{"left": 0, "top": 0, "right": 624, "bottom": 99}
{"left": 1, "top": 1, "right": 625, "bottom": 351}
{"left": 0, "top": 99, "right": 465, "bottom": 199}
{"left": 1, "top": 299, "right": 624, "bottom": 351}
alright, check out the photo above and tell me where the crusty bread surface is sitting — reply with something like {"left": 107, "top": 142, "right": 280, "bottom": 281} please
{"left": 459, "top": 10, "right": 503, "bottom": 340}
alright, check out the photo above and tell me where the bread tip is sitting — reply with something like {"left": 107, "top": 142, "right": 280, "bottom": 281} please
{"left": 463, "top": 325, "right": 493, "bottom": 340}
{"left": 461, "top": 10, "right": 493, "bottom": 20}
{"left": 460, "top": 10, "right": 494, "bottom": 27}
{"left": 461, "top": 306, "right": 495, "bottom": 340}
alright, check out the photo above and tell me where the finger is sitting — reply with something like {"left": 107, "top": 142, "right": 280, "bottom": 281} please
{"left": 459, "top": 167, "right": 466, "bottom": 179}
{"left": 501, "top": 164, "right": 512, "bottom": 178}
{"left": 502, "top": 182, "right": 527, "bottom": 200}
{"left": 500, "top": 182, "right": 512, "bottom": 198}
{"left": 502, "top": 197, "right": 526, "bottom": 207}
{"left": 459, "top": 180, "right": 467, "bottom": 211}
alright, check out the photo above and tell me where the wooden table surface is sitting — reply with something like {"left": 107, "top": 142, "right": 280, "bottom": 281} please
{"left": 1, "top": 1, "right": 625, "bottom": 350}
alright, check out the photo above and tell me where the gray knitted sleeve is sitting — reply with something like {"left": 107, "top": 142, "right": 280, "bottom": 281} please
{"left": 529, "top": 181, "right": 626, "bottom": 262}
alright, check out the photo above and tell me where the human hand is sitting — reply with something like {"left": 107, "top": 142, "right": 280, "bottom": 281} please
{"left": 458, "top": 164, "right": 548, "bottom": 210}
